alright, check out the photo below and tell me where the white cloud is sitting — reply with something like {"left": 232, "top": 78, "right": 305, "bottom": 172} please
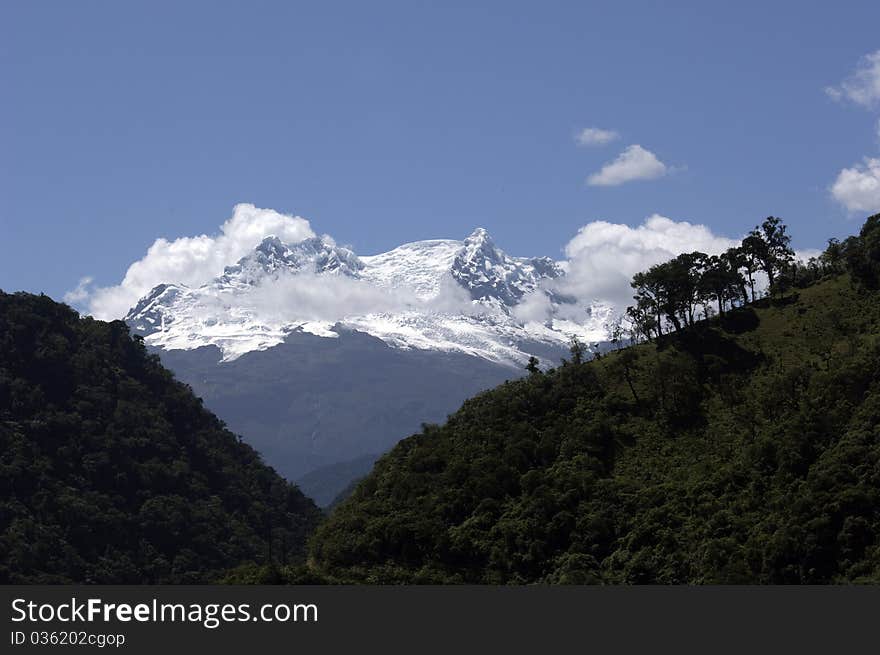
{"left": 63, "top": 276, "right": 94, "bottom": 306}
{"left": 555, "top": 214, "right": 738, "bottom": 307}
{"left": 87, "top": 204, "right": 315, "bottom": 319}
{"left": 826, "top": 50, "right": 880, "bottom": 108}
{"left": 511, "top": 289, "right": 554, "bottom": 324}
{"left": 796, "top": 248, "right": 823, "bottom": 263}
{"left": 237, "top": 272, "right": 410, "bottom": 323}
{"left": 587, "top": 145, "right": 668, "bottom": 187}
{"left": 243, "top": 270, "right": 479, "bottom": 325}
{"left": 575, "top": 127, "right": 619, "bottom": 147}
{"left": 825, "top": 52, "right": 880, "bottom": 212}
{"left": 830, "top": 157, "right": 880, "bottom": 214}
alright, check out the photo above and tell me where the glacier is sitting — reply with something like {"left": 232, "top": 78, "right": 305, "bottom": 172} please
{"left": 125, "top": 227, "right": 614, "bottom": 365}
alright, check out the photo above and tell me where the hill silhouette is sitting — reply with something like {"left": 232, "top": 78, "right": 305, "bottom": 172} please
{"left": 0, "top": 293, "right": 321, "bottom": 583}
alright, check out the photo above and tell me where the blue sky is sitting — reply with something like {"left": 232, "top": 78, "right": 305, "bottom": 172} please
{"left": 2, "top": 1, "right": 879, "bottom": 310}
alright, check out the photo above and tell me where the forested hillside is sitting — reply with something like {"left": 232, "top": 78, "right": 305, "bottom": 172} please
{"left": 309, "top": 215, "right": 880, "bottom": 583}
{"left": 0, "top": 293, "right": 321, "bottom": 583}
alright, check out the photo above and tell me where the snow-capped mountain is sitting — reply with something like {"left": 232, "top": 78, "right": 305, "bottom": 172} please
{"left": 122, "top": 226, "right": 614, "bottom": 501}
{"left": 449, "top": 228, "right": 564, "bottom": 305}
{"left": 125, "top": 227, "right": 611, "bottom": 366}
{"left": 217, "top": 235, "right": 363, "bottom": 287}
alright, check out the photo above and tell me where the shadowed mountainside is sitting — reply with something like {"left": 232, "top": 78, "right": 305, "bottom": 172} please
{"left": 0, "top": 292, "right": 321, "bottom": 583}
{"left": 156, "top": 329, "right": 521, "bottom": 484}
{"left": 307, "top": 269, "right": 880, "bottom": 583}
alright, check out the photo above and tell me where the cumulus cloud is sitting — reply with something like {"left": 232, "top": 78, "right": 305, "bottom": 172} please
{"left": 63, "top": 276, "right": 94, "bottom": 306}
{"left": 587, "top": 145, "right": 668, "bottom": 187}
{"left": 555, "top": 214, "right": 738, "bottom": 308}
{"left": 87, "top": 204, "right": 315, "bottom": 319}
{"left": 830, "top": 157, "right": 880, "bottom": 213}
{"left": 826, "top": 50, "right": 880, "bottom": 108}
{"left": 825, "top": 52, "right": 880, "bottom": 214}
{"left": 575, "top": 127, "right": 619, "bottom": 147}
{"left": 511, "top": 289, "right": 555, "bottom": 324}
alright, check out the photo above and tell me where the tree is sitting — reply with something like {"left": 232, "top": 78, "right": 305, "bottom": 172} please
{"left": 568, "top": 337, "right": 587, "bottom": 364}
{"left": 739, "top": 235, "right": 763, "bottom": 302}
{"left": 699, "top": 253, "right": 744, "bottom": 317}
{"left": 622, "top": 217, "right": 808, "bottom": 338}
{"left": 630, "top": 254, "right": 707, "bottom": 335}
{"left": 667, "top": 252, "right": 706, "bottom": 327}
{"left": 820, "top": 238, "right": 845, "bottom": 275}
{"left": 722, "top": 247, "right": 751, "bottom": 305}
{"left": 526, "top": 356, "right": 541, "bottom": 375}
{"left": 631, "top": 270, "right": 666, "bottom": 338}
{"left": 626, "top": 302, "right": 657, "bottom": 343}
{"left": 616, "top": 348, "right": 641, "bottom": 404}
{"left": 607, "top": 317, "right": 626, "bottom": 349}
{"left": 846, "top": 213, "right": 880, "bottom": 289}
{"left": 748, "top": 216, "right": 795, "bottom": 294}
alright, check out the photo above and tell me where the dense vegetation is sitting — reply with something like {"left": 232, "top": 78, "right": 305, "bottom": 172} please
{"left": 626, "top": 216, "right": 834, "bottom": 340}
{"left": 0, "top": 293, "right": 321, "bottom": 583}
{"left": 308, "top": 214, "right": 880, "bottom": 583}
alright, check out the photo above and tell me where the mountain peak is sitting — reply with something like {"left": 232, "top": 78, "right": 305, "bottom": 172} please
{"left": 125, "top": 282, "right": 190, "bottom": 335}
{"left": 465, "top": 227, "right": 493, "bottom": 243}
{"left": 451, "top": 228, "right": 562, "bottom": 306}
{"left": 255, "top": 234, "right": 286, "bottom": 250}
{"left": 123, "top": 227, "right": 600, "bottom": 364}
{"left": 218, "top": 234, "right": 363, "bottom": 287}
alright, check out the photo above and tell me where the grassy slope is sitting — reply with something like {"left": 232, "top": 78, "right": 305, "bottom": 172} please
{"left": 309, "top": 275, "right": 880, "bottom": 583}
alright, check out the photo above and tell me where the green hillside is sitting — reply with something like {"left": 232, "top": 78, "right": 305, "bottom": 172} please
{"left": 309, "top": 216, "right": 880, "bottom": 584}
{"left": 0, "top": 293, "right": 321, "bottom": 583}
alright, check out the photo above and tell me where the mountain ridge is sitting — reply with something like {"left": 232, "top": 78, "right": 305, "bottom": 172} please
{"left": 124, "top": 228, "right": 609, "bottom": 365}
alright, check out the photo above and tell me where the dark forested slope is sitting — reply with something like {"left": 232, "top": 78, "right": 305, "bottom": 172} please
{"left": 0, "top": 293, "right": 321, "bottom": 583}
{"left": 310, "top": 216, "right": 880, "bottom": 584}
